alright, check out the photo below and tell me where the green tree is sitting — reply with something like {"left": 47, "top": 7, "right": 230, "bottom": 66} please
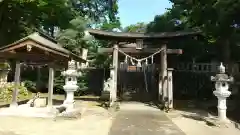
{"left": 124, "top": 22, "right": 147, "bottom": 33}
{"left": 146, "top": 7, "right": 211, "bottom": 62}
{"left": 0, "top": 0, "right": 121, "bottom": 94}
{"left": 170, "top": 0, "right": 240, "bottom": 63}
{"left": 0, "top": 0, "right": 76, "bottom": 46}
{"left": 56, "top": 16, "right": 87, "bottom": 55}
{"left": 55, "top": 0, "right": 121, "bottom": 94}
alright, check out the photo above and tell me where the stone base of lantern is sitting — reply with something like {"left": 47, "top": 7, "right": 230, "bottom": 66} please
{"left": 213, "top": 90, "right": 231, "bottom": 123}
{"left": 63, "top": 84, "right": 78, "bottom": 111}
{"left": 63, "top": 101, "right": 75, "bottom": 111}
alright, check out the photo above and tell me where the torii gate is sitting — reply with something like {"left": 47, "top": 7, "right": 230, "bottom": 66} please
{"left": 87, "top": 29, "right": 200, "bottom": 108}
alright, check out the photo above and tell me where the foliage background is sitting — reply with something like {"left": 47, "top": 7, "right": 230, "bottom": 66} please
{"left": 2, "top": 0, "right": 240, "bottom": 97}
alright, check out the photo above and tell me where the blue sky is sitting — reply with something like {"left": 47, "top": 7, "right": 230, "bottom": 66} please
{"left": 118, "top": 0, "right": 172, "bottom": 27}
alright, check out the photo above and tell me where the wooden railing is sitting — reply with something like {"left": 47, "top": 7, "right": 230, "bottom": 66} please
{"left": 118, "top": 62, "right": 240, "bottom": 73}
{"left": 174, "top": 62, "right": 240, "bottom": 73}
{"left": 174, "top": 63, "right": 219, "bottom": 73}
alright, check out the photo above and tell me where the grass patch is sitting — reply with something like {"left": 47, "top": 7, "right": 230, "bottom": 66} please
{"left": 0, "top": 92, "right": 33, "bottom": 106}
{"left": 0, "top": 93, "right": 101, "bottom": 107}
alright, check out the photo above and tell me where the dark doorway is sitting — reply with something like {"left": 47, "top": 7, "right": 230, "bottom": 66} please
{"left": 118, "top": 63, "right": 159, "bottom": 102}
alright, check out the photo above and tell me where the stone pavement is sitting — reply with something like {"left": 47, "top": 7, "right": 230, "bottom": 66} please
{"left": 108, "top": 102, "right": 185, "bottom": 135}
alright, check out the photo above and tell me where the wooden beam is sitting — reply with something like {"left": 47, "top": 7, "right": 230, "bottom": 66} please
{"left": 167, "top": 49, "right": 183, "bottom": 54}
{"left": 10, "top": 60, "right": 21, "bottom": 107}
{"left": 21, "top": 60, "right": 67, "bottom": 69}
{"left": 98, "top": 48, "right": 183, "bottom": 54}
{"left": 0, "top": 52, "right": 70, "bottom": 62}
{"left": 0, "top": 40, "right": 33, "bottom": 52}
{"left": 0, "top": 40, "right": 70, "bottom": 58}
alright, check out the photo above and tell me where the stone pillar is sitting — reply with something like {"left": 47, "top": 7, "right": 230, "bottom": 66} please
{"left": 111, "top": 44, "right": 118, "bottom": 105}
{"left": 110, "top": 68, "right": 116, "bottom": 105}
{"left": 167, "top": 68, "right": 173, "bottom": 109}
{"left": 101, "top": 68, "right": 113, "bottom": 102}
{"left": 160, "top": 44, "right": 167, "bottom": 101}
{"left": 10, "top": 61, "right": 21, "bottom": 107}
{"left": 62, "top": 60, "right": 81, "bottom": 110}
{"left": 47, "top": 67, "right": 54, "bottom": 107}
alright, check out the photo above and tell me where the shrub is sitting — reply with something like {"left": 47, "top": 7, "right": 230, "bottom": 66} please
{"left": 0, "top": 83, "right": 29, "bottom": 102}
{"left": 54, "top": 73, "right": 65, "bottom": 94}
{"left": 0, "top": 62, "right": 10, "bottom": 69}
{"left": 74, "top": 72, "right": 88, "bottom": 96}
{"left": 23, "top": 80, "right": 36, "bottom": 93}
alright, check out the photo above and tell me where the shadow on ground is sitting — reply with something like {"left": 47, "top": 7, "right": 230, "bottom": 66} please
{"left": 0, "top": 100, "right": 29, "bottom": 108}
{"left": 74, "top": 97, "right": 100, "bottom": 102}
{"left": 133, "top": 99, "right": 240, "bottom": 129}
{"left": 52, "top": 99, "right": 64, "bottom": 105}
{"left": 173, "top": 100, "right": 240, "bottom": 126}
{"left": 143, "top": 101, "right": 162, "bottom": 109}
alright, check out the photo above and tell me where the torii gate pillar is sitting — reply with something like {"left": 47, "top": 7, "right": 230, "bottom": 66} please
{"left": 160, "top": 44, "right": 168, "bottom": 102}
{"left": 110, "top": 44, "right": 118, "bottom": 105}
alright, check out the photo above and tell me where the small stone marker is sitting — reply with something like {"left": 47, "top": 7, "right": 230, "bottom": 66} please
{"left": 34, "top": 98, "right": 47, "bottom": 108}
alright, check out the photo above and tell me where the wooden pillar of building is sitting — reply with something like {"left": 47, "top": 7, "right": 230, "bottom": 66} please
{"left": 160, "top": 44, "right": 168, "bottom": 102}
{"left": 111, "top": 44, "right": 118, "bottom": 104}
{"left": 167, "top": 68, "right": 173, "bottom": 109}
{"left": 47, "top": 66, "right": 54, "bottom": 107}
{"left": 10, "top": 60, "right": 21, "bottom": 107}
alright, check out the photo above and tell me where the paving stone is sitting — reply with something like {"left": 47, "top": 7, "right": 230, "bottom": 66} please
{"left": 108, "top": 103, "right": 185, "bottom": 135}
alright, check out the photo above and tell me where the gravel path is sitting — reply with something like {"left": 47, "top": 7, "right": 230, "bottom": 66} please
{"left": 108, "top": 102, "right": 185, "bottom": 135}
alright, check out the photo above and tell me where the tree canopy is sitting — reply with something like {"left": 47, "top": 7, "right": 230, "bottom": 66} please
{"left": 0, "top": 0, "right": 119, "bottom": 45}
{"left": 169, "top": 0, "right": 240, "bottom": 63}
{"left": 0, "top": 0, "right": 120, "bottom": 93}
{"left": 3, "top": 0, "right": 240, "bottom": 93}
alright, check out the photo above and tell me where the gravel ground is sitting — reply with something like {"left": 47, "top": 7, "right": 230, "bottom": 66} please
{"left": 0, "top": 101, "right": 113, "bottom": 135}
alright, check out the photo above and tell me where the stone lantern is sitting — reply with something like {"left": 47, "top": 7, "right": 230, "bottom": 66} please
{"left": 211, "top": 62, "right": 233, "bottom": 122}
{"left": 62, "top": 60, "right": 81, "bottom": 110}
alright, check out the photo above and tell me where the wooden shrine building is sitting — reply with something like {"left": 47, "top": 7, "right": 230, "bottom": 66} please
{"left": 88, "top": 29, "right": 201, "bottom": 107}
{"left": 0, "top": 31, "right": 85, "bottom": 107}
